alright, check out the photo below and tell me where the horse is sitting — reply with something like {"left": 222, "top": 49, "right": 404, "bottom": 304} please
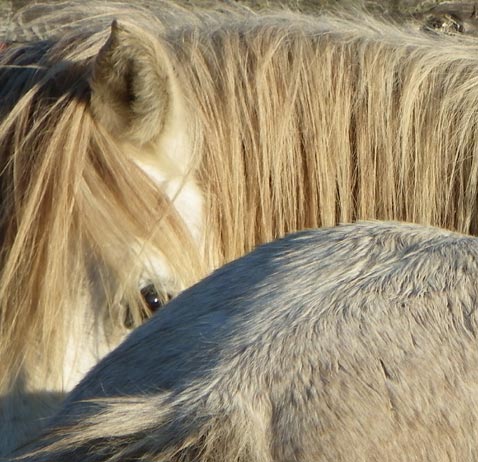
{"left": 13, "top": 221, "right": 478, "bottom": 462}
{"left": 4, "top": 0, "right": 478, "bottom": 453}
{"left": 0, "top": 1, "right": 207, "bottom": 454}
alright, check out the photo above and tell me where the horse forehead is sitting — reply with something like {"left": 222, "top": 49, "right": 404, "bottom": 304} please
{"left": 132, "top": 154, "right": 204, "bottom": 246}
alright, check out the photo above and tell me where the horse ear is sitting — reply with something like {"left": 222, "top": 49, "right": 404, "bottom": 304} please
{"left": 90, "top": 20, "right": 175, "bottom": 144}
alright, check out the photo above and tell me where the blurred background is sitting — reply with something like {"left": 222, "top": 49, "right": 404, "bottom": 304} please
{"left": 2, "top": 1, "right": 478, "bottom": 36}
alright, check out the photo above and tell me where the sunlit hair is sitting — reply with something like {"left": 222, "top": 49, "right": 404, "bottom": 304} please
{"left": 0, "top": 2, "right": 204, "bottom": 399}
{"left": 3, "top": 0, "right": 478, "bottom": 423}
{"left": 181, "top": 12, "right": 478, "bottom": 266}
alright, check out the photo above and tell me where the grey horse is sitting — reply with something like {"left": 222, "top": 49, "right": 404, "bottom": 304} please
{"left": 14, "top": 221, "right": 478, "bottom": 462}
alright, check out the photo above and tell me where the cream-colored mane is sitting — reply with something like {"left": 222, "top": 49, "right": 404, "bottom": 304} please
{"left": 3, "top": 0, "right": 478, "bottom": 453}
{"left": 0, "top": 1, "right": 204, "bottom": 454}
{"left": 133, "top": 2, "right": 478, "bottom": 267}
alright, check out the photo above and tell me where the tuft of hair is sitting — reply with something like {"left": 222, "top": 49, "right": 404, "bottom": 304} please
{"left": 19, "top": 392, "right": 274, "bottom": 462}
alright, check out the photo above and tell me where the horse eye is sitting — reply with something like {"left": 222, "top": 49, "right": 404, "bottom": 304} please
{"left": 140, "top": 284, "right": 171, "bottom": 313}
{"left": 123, "top": 285, "right": 172, "bottom": 329}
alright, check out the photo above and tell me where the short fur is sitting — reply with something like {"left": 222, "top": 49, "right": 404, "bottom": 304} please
{"left": 15, "top": 221, "right": 478, "bottom": 462}
{"left": 4, "top": 0, "right": 478, "bottom": 452}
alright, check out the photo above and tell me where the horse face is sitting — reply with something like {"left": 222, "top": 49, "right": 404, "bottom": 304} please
{"left": 0, "top": 20, "right": 204, "bottom": 455}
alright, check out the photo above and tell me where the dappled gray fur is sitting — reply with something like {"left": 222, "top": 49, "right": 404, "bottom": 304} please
{"left": 15, "top": 221, "right": 478, "bottom": 461}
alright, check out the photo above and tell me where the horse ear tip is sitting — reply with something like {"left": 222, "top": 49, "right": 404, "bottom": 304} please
{"left": 111, "top": 19, "right": 127, "bottom": 31}
{"left": 105, "top": 20, "right": 131, "bottom": 50}
{"left": 110, "top": 19, "right": 127, "bottom": 37}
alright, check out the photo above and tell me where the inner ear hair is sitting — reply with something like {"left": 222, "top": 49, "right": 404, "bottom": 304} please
{"left": 89, "top": 20, "right": 174, "bottom": 144}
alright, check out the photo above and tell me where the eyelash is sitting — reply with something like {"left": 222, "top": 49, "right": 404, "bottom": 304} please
{"left": 140, "top": 284, "right": 172, "bottom": 312}
{"left": 122, "top": 284, "right": 173, "bottom": 329}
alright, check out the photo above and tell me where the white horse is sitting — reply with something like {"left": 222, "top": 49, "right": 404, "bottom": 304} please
{"left": 4, "top": 0, "right": 478, "bottom": 453}
{"left": 0, "top": 2, "right": 205, "bottom": 454}
{"left": 14, "top": 221, "right": 478, "bottom": 462}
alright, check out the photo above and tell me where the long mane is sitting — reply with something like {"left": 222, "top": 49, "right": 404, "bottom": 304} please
{"left": 177, "top": 11, "right": 478, "bottom": 266}
{"left": 3, "top": 0, "right": 478, "bottom": 407}
{"left": 0, "top": 2, "right": 203, "bottom": 395}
